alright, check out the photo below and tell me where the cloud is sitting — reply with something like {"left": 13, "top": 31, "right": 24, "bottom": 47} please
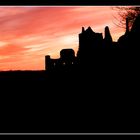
{"left": 0, "top": 43, "right": 30, "bottom": 56}
{"left": 0, "top": 6, "right": 125, "bottom": 70}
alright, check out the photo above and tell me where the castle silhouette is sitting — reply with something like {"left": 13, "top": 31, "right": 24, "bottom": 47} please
{"left": 45, "top": 15, "right": 140, "bottom": 73}
{"left": 1, "top": 15, "right": 140, "bottom": 133}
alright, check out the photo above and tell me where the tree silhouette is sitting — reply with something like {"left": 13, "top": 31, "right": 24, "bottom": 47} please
{"left": 113, "top": 6, "right": 140, "bottom": 30}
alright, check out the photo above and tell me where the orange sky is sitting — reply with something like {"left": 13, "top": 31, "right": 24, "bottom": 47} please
{"left": 0, "top": 6, "right": 126, "bottom": 71}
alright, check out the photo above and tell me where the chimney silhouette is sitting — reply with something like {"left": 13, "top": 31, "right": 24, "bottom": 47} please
{"left": 82, "top": 27, "right": 85, "bottom": 33}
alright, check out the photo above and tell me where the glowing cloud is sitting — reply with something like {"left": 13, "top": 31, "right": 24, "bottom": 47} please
{"left": 0, "top": 6, "right": 126, "bottom": 70}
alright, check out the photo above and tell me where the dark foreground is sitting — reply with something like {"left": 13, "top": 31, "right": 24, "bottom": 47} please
{"left": 0, "top": 59, "right": 140, "bottom": 133}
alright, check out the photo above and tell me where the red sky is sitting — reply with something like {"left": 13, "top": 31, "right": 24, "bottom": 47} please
{"left": 0, "top": 6, "right": 126, "bottom": 71}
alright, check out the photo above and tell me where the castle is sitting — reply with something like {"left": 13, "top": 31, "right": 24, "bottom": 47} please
{"left": 45, "top": 15, "right": 140, "bottom": 71}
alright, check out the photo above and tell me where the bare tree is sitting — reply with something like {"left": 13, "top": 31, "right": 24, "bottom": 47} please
{"left": 113, "top": 6, "right": 140, "bottom": 30}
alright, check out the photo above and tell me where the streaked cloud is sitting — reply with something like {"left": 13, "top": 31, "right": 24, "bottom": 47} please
{"left": 0, "top": 6, "right": 126, "bottom": 70}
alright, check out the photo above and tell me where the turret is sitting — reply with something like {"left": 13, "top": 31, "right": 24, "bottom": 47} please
{"left": 104, "top": 26, "right": 112, "bottom": 42}
{"left": 45, "top": 55, "right": 51, "bottom": 70}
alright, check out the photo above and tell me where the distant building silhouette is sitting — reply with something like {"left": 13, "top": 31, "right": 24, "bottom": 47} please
{"left": 77, "top": 26, "right": 103, "bottom": 62}
{"left": 45, "top": 49, "right": 77, "bottom": 71}
{"left": 45, "top": 15, "right": 140, "bottom": 71}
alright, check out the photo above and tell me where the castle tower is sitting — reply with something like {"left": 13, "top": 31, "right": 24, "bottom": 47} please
{"left": 104, "top": 26, "right": 113, "bottom": 43}
{"left": 45, "top": 55, "right": 51, "bottom": 70}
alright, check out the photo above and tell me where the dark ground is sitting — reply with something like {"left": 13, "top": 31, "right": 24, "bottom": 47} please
{"left": 0, "top": 55, "right": 139, "bottom": 133}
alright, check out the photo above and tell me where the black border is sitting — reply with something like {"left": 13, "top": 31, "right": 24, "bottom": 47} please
{"left": 0, "top": 0, "right": 140, "bottom": 135}
{"left": 0, "top": 0, "right": 140, "bottom": 6}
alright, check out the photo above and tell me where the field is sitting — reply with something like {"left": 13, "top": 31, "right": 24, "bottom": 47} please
{"left": 0, "top": 68, "right": 139, "bottom": 133}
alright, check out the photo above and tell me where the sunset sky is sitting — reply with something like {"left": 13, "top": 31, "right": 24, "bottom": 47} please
{"left": 0, "top": 6, "right": 126, "bottom": 71}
